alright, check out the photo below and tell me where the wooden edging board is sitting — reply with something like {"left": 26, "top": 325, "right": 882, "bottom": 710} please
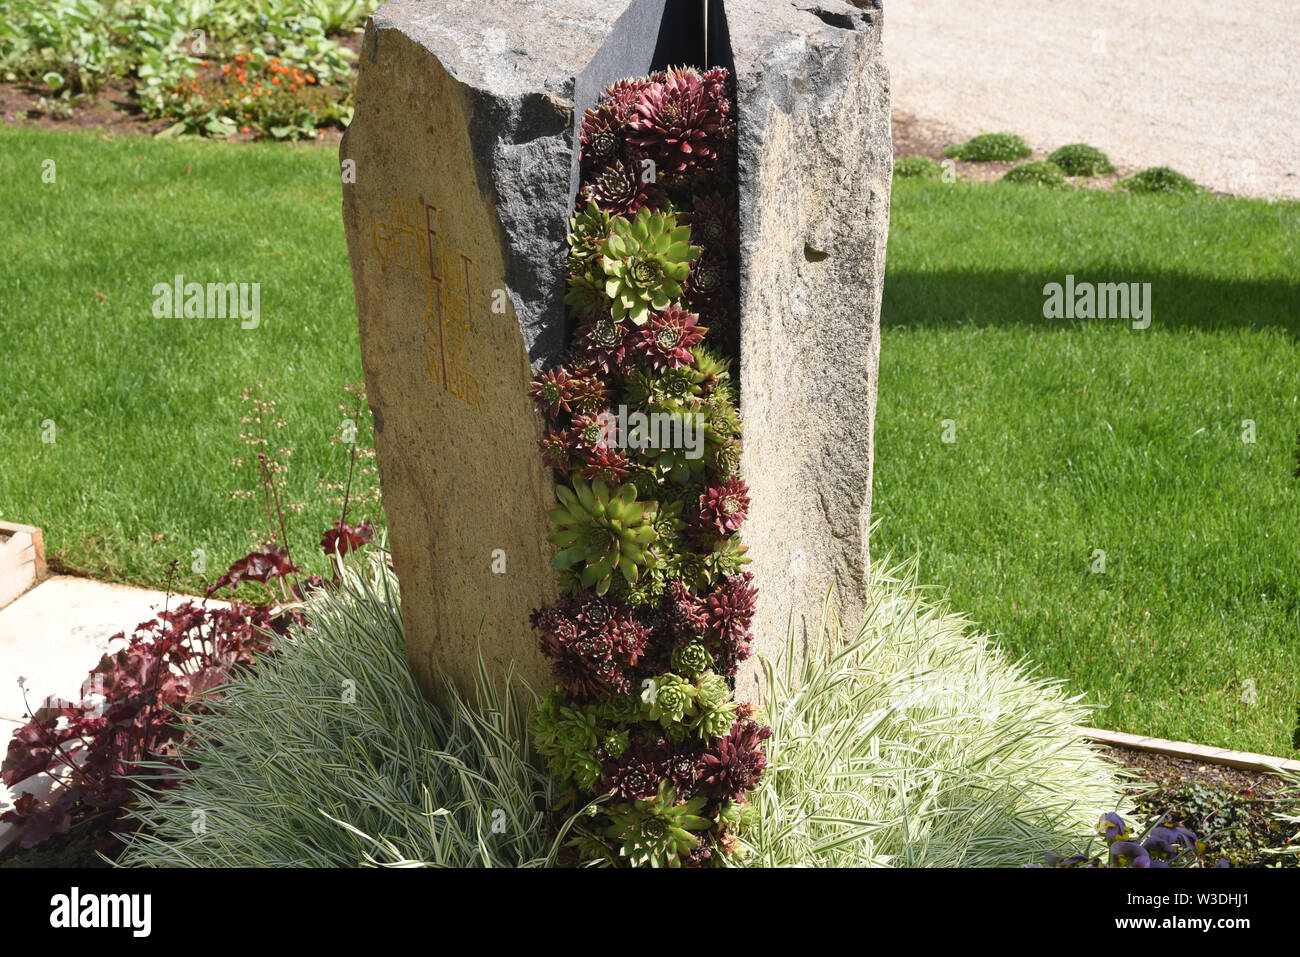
{"left": 1077, "top": 725, "right": 1300, "bottom": 776}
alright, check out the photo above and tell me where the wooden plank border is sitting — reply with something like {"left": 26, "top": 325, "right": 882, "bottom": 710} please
{"left": 0, "top": 520, "right": 47, "bottom": 610}
{"left": 1077, "top": 725, "right": 1300, "bottom": 775}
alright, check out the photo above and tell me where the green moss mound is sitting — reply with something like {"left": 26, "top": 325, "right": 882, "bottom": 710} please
{"left": 1001, "top": 161, "right": 1069, "bottom": 188}
{"left": 894, "top": 155, "right": 944, "bottom": 179}
{"left": 943, "top": 132, "right": 1031, "bottom": 162}
{"left": 1046, "top": 143, "right": 1115, "bottom": 177}
{"left": 1117, "top": 166, "right": 1202, "bottom": 195}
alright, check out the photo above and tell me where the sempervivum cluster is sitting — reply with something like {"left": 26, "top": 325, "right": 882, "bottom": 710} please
{"left": 529, "top": 67, "right": 768, "bottom": 869}
{"left": 531, "top": 594, "right": 649, "bottom": 697}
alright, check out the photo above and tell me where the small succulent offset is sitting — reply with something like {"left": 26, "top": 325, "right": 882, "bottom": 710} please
{"left": 643, "top": 672, "right": 698, "bottom": 726}
{"left": 604, "top": 780, "right": 713, "bottom": 868}
{"left": 530, "top": 690, "right": 604, "bottom": 792}
{"left": 549, "top": 479, "right": 659, "bottom": 595}
{"left": 599, "top": 207, "right": 700, "bottom": 324}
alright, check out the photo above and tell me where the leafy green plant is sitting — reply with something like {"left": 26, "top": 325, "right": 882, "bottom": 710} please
{"left": 118, "top": 555, "right": 566, "bottom": 868}
{"left": 1131, "top": 779, "right": 1299, "bottom": 868}
{"left": 1118, "top": 166, "right": 1203, "bottom": 195}
{"left": 894, "top": 155, "right": 943, "bottom": 179}
{"left": 1046, "top": 143, "right": 1115, "bottom": 177}
{"left": 0, "top": 0, "right": 364, "bottom": 139}
{"left": 742, "top": 555, "right": 1127, "bottom": 867}
{"left": 1001, "top": 160, "right": 1070, "bottom": 189}
{"left": 943, "top": 132, "right": 1031, "bottom": 162}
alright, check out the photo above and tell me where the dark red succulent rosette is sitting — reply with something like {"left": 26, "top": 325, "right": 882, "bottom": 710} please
{"left": 529, "top": 66, "right": 768, "bottom": 867}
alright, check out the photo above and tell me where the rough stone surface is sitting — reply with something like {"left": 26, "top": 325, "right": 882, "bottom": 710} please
{"left": 341, "top": 0, "right": 891, "bottom": 702}
{"left": 725, "top": 0, "right": 893, "bottom": 701}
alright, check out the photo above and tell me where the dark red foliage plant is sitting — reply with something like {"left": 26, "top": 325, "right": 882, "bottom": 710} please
{"left": 1, "top": 591, "right": 277, "bottom": 852}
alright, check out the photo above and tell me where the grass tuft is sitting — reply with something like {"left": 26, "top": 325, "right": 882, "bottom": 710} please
{"left": 117, "top": 553, "right": 564, "bottom": 868}
{"left": 1047, "top": 143, "right": 1116, "bottom": 177}
{"left": 1117, "top": 166, "right": 1202, "bottom": 195}
{"left": 893, "top": 155, "right": 944, "bottom": 180}
{"left": 943, "top": 132, "right": 1031, "bottom": 162}
{"left": 1001, "top": 160, "right": 1070, "bottom": 189}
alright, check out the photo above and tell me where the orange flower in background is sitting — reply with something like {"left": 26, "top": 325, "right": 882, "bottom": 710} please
{"left": 240, "top": 126, "right": 250, "bottom": 133}
{"left": 305, "top": 75, "right": 316, "bottom": 85}
{"left": 271, "top": 78, "right": 280, "bottom": 85}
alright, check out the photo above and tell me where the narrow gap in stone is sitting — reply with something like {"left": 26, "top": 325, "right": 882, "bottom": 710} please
{"left": 649, "top": 0, "right": 705, "bottom": 70}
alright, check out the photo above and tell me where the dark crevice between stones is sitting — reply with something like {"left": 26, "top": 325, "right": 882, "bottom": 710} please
{"left": 566, "top": 0, "right": 738, "bottom": 357}
{"left": 570, "top": 0, "right": 715, "bottom": 206}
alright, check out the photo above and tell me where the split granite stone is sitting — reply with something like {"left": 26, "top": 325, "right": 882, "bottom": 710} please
{"left": 341, "top": 0, "right": 891, "bottom": 703}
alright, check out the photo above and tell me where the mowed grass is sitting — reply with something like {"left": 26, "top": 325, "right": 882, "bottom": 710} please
{"left": 3, "top": 126, "right": 1298, "bottom": 754}
{"left": 877, "top": 178, "right": 1300, "bottom": 754}
{"left": 0, "top": 126, "right": 376, "bottom": 595}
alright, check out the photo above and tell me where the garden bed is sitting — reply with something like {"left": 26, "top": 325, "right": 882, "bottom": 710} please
{"left": 1104, "top": 745, "right": 1298, "bottom": 868}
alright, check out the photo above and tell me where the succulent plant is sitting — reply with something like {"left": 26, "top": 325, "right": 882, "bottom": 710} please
{"left": 694, "top": 671, "right": 730, "bottom": 710}
{"left": 580, "top": 103, "right": 627, "bottom": 167}
{"left": 581, "top": 447, "right": 632, "bottom": 484}
{"left": 529, "top": 365, "right": 607, "bottom": 420}
{"left": 564, "top": 271, "right": 609, "bottom": 320}
{"left": 529, "top": 690, "right": 604, "bottom": 792}
{"left": 599, "top": 691, "right": 645, "bottom": 725}
{"left": 549, "top": 479, "right": 659, "bottom": 595}
{"left": 671, "top": 641, "right": 713, "bottom": 678}
{"left": 538, "top": 428, "right": 573, "bottom": 473}
{"left": 532, "top": 66, "right": 765, "bottom": 866}
{"left": 696, "top": 719, "right": 770, "bottom": 801}
{"left": 568, "top": 201, "right": 613, "bottom": 268}
{"left": 581, "top": 156, "right": 662, "bottom": 216}
{"left": 571, "top": 312, "right": 632, "bottom": 374}
{"left": 642, "top": 672, "right": 698, "bottom": 726}
{"left": 628, "top": 67, "right": 731, "bottom": 180}
{"left": 684, "top": 193, "right": 739, "bottom": 255}
{"left": 692, "top": 701, "right": 737, "bottom": 740}
{"left": 701, "top": 534, "right": 751, "bottom": 583}
{"left": 631, "top": 305, "right": 707, "bottom": 371}
{"left": 604, "top": 780, "right": 712, "bottom": 868}
{"left": 598, "top": 207, "right": 700, "bottom": 324}
{"left": 684, "top": 252, "right": 731, "bottom": 309}
{"left": 696, "top": 477, "right": 750, "bottom": 536}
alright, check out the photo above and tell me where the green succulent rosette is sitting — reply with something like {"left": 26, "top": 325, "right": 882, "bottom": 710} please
{"left": 549, "top": 478, "right": 659, "bottom": 595}
{"left": 599, "top": 207, "right": 700, "bottom": 324}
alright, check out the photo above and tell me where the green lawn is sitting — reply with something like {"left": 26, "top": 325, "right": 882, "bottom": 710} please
{"left": 0, "top": 126, "right": 376, "bottom": 595}
{"left": 3, "top": 126, "right": 1298, "bottom": 754}
{"left": 877, "top": 178, "right": 1300, "bottom": 755}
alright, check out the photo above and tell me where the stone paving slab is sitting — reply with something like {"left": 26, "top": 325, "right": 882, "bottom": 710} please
{"left": 0, "top": 575, "right": 203, "bottom": 727}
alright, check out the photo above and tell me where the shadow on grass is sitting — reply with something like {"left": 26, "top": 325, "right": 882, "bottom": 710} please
{"left": 882, "top": 268, "right": 1300, "bottom": 335}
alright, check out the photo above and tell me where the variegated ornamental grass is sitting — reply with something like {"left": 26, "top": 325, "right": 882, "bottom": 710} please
{"left": 119, "top": 556, "right": 564, "bottom": 868}
{"left": 744, "top": 554, "right": 1128, "bottom": 868}
{"left": 120, "top": 553, "right": 1128, "bottom": 868}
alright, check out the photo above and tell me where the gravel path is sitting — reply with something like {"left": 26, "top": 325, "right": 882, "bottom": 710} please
{"left": 884, "top": 0, "right": 1300, "bottom": 199}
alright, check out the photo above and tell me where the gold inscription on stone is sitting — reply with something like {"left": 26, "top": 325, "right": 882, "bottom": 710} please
{"left": 373, "top": 196, "right": 484, "bottom": 414}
